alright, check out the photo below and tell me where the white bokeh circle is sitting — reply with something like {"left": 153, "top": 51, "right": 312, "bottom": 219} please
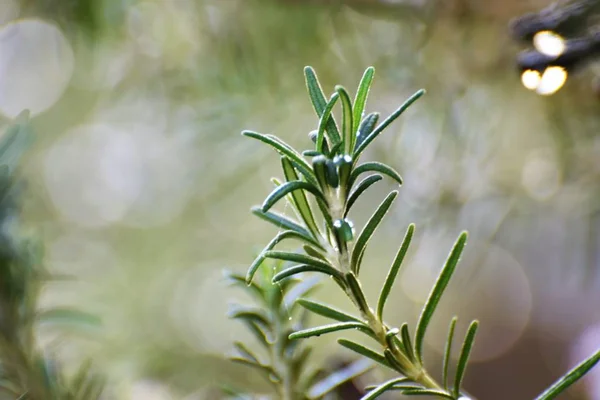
{"left": 0, "top": 19, "right": 74, "bottom": 118}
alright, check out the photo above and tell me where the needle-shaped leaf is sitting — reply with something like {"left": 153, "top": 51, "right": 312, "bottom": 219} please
{"left": 251, "top": 207, "right": 312, "bottom": 238}
{"left": 350, "top": 191, "right": 399, "bottom": 275}
{"left": 338, "top": 339, "right": 393, "bottom": 370}
{"left": 242, "top": 131, "right": 318, "bottom": 186}
{"left": 273, "top": 264, "right": 344, "bottom": 284}
{"left": 402, "top": 388, "right": 454, "bottom": 398}
{"left": 230, "top": 357, "right": 279, "bottom": 379}
{"left": 352, "top": 67, "right": 375, "bottom": 140}
{"left": 245, "top": 230, "right": 324, "bottom": 284}
{"left": 227, "top": 305, "right": 271, "bottom": 328}
{"left": 297, "top": 298, "right": 362, "bottom": 324}
{"left": 308, "top": 359, "right": 374, "bottom": 399}
{"left": 303, "top": 150, "right": 322, "bottom": 157}
{"left": 400, "top": 323, "right": 416, "bottom": 363}
{"left": 36, "top": 308, "right": 102, "bottom": 331}
{"left": 414, "top": 231, "right": 468, "bottom": 364}
{"left": 377, "top": 223, "right": 414, "bottom": 321}
{"left": 281, "top": 157, "right": 321, "bottom": 238}
{"left": 350, "top": 162, "right": 403, "bottom": 187}
{"left": 304, "top": 66, "right": 341, "bottom": 146}
{"left": 289, "top": 321, "right": 372, "bottom": 340}
{"left": 70, "top": 359, "right": 106, "bottom": 400}
{"left": 443, "top": 317, "right": 458, "bottom": 390}
{"left": 345, "top": 174, "right": 383, "bottom": 216}
{"left": 335, "top": 85, "right": 354, "bottom": 154}
{"left": 354, "top": 89, "right": 425, "bottom": 159}
{"left": 239, "top": 319, "right": 271, "bottom": 349}
{"left": 354, "top": 112, "right": 380, "bottom": 154}
{"left": 453, "top": 320, "right": 479, "bottom": 398}
{"left": 264, "top": 251, "right": 333, "bottom": 271}
{"left": 362, "top": 377, "right": 413, "bottom": 400}
{"left": 261, "top": 181, "right": 326, "bottom": 214}
{"left": 316, "top": 93, "right": 340, "bottom": 152}
{"left": 233, "top": 342, "right": 261, "bottom": 365}
{"left": 534, "top": 348, "right": 600, "bottom": 400}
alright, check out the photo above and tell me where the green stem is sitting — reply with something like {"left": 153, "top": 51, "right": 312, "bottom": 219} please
{"left": 324, "top": 183, "right": 446, "bottom": 394}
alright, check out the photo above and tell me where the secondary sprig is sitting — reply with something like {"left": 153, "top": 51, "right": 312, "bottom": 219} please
{"left": 242, "top": 66, "right": 600, "bottom": 399}
{"left": 225, "top": 260, "right": 372, "bottom": 399}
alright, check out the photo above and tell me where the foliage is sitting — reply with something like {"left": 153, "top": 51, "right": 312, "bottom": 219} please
{"left": 231, "top": 66, "right": 600, "bottom": 399}
{"left": 224, "top": 260, "right": 373, "bottom": 399}
{"left": 0, "top": 112, "right": 105, "bottom": 400}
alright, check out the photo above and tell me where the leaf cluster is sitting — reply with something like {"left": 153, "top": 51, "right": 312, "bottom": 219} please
{"left": 224, "top": 260, "right": 373, "bottom": 399}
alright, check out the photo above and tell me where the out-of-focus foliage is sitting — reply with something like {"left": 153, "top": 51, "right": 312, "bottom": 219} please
{"left": 1, "top": 0, "right": 600, "bottom": 399}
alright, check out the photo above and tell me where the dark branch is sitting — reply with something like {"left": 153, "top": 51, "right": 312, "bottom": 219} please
{"left": 509, "top": 0, "right": 600, "bottom": 42}
{"left": 516, "top": 32, "right": 600, "bottom": 72}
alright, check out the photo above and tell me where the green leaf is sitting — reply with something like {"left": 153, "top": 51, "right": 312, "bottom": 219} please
{"left": 281, "top": 157, "right": 321, "bottom": 238}
{"left": 239, "top": 320, "right": 271, "bottom": 349}
{"left": 354, "top": 112, "right": 380, "bottom": 153}
{"left": 338, "top": 339, "right": 393, "bottom": 370}
{"left": 251, "top": 207, "right": 312, "bottom": 239}
{"left": 302, "top": 245, "right": 327, "bottom": 260}
{"left": 354, "top": 89, "right": 425, "bottom": 159}
{"left": 350, "top": 191, "right": 399, "bottom": 275}
{"left": 272, "top": 264, "right": 344, "bottom": 284}
{"left": 303, "top": 150, "right": 321, "bottom": 157}
{"left": 534, "top": 349, "right": 600, "bottom": 400}
{"left": 261, "top": 180, "right": 326, "bottom": 214}
{"left": 453, "top": 320, "right": 479, "bottom": 398}
{"left": 414, "top": 232, "right": 468, "bottom": 364}
{"left": 242, "top": 131, "right": 318, "bottom": 186}
{"left": 263, "top": 251, "right": 333, "bottom": 270}
{"left": 345, "top": 271, "right": 370, "bottom": 311}
{"left": 304, "top": 66, "right": 341, "bottom": 145}
{"left": 335, "top": 85, "right": 354, "bottom": 154}
{"left": 316, "top": 93, "right": 340, "bottom": 152}
{"left": 401, "top": 388, "right": 454, "bottom": 398}
{"left": 361, "top": 377, "right": 412, "bottom": 400}
{"left": 36, "top": 308, "right": 102, "bottom": 331}
{"left": 230, "top": 357, "right": 279, "bottom": 379}
{"left": 227, "top": 305, "right": 271, "bottom": 328}
{"left": 70, "top": 359, "right": 105, "bottom": 400}
{"left": 442, "top": 317, "right": 458, "bottom": 390}
{"left": 308, "top": 359, "right": 373, "bottom": 399}
{"left": 350, "top": 162, "right": 403, "bottom": 186}
{"left": 245, "top": 230, "right": 324, "bottom": 284}
{"left": 338, "top": 339, "right": 394, "bottom": 369}
{"left": 289, "top": 321, "right": 372, "bottom": 340}
{"left": 400, "top": 323, "right": 416, "bottom": 363}
{"left": 352, "top": 67, "right": 375, "bottom": 141}
{"left": 377, "top": 223, "right": 414, "bottom": 321}
{"left": 232, "top": 342, "right": 261, "bottom": 365}
{"left": 328, "top": 141, "right": 343, "bottom": 158}
{"left": 297, "top": 298, "right": 362, "bottom": 324}
{"left": 224, "top": 270, "right": 264, "bottom": 302}
{"left": 345, "top": 175, "right": 383, "bottom": 216}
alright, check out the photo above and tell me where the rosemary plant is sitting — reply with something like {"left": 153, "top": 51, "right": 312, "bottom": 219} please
{"left": 236, "top": 66, "right": 600, "bottom": 399}
{"left": 225, "top": 259, "right": 373, "bottom": 399}
{"left": 0, "top": 111, "right": 105, "bottom": 400}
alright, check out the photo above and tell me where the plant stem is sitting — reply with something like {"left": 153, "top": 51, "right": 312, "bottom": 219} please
{"left": 273, "top": 300, "right": 296, "bottom": 400}
{"left": 328, "top": 193, "right": 445, "bottom": 393}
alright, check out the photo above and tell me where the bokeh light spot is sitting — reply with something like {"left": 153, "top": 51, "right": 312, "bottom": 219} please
{"left": 521, "top": 69, "right": 541, "bottom": 90}
{"left": 533, "top": 30, "right": 566, "bottom": 57}
{"left": 0, "top": 19, "right": 74, "bottom": 117}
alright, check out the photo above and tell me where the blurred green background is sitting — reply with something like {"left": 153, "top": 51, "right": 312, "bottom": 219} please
{"left": 1, "top": 0, "right": 600, "bottom": 398}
